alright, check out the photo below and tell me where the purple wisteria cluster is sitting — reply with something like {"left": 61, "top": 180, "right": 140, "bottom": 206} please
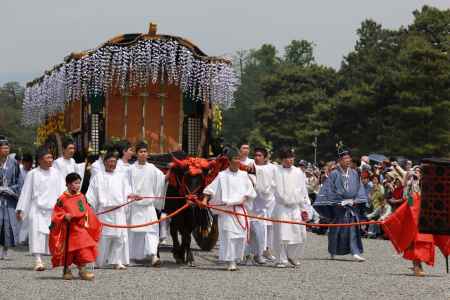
{"left": 23, "top": 38, "right": 236, "bottom": 125}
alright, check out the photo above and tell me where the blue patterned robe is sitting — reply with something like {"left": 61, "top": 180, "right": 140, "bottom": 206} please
{"left": 0, "top": 155, "right": 21, "bottom": 248}
{"left": 314, "top": 167, "right": 368, "bottom": 256}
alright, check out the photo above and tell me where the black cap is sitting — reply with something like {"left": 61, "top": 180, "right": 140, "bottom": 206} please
{"left": 338, "top": 149, "right": 351, "bottom": 159}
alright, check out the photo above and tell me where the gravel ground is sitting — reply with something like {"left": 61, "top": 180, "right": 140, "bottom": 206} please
{"left": 1, "top": 234, "right": 449, "bottom": 300}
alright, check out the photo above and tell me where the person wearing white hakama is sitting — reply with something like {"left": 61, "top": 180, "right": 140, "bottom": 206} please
{"left": 239, "top": 143, "right": 255, "bottom": 167}
{"left": 244, "top": 147, "right": 276, "bottom": 265}
{"left": 203, "top": 148, "right": 256, "bottom": 271}
{"left": 86, "top": 152, "right": 132, "bottom": 270}
{"left": 272, "top": 148, "right": 312, "bottom": 268}
{"left": 115, "top": 140, "right": 134, "bottom": 184}
{"left": 16, "top": 147, "right": 66, "bottom": 271}
{"left": 53, "top": 138, "right": 86, "bottom": 182}
{"left": 128, "top": 142, "right": 167, "bottom": 267}
{"left": 216, "top": 143, "right": 254, "bottom": 262}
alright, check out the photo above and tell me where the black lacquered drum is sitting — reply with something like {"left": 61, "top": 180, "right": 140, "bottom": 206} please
{"left": 419, "top": 158, "right": 450, "bottom": 235}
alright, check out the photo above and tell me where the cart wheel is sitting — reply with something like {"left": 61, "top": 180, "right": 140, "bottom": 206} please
{"left": 193, "top": 215, "right": 219, "bottom": 251}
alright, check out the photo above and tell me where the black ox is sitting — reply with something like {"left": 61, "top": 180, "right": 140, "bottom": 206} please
{"left": 163, "top": 156, "right": 213, "bottom": 267}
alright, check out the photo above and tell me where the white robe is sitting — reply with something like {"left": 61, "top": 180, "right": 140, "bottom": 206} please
{"left": 272, "top": 166, "right": 312, "bottom": 246}
{"left": 253, "top": 164, "right": 276, "bottom": 218}
{"left": 90, "top": 159, "right": 105, "bottom": 178}
{"left": 53, "top": 157, "right": 86, "bottom": 184}
{"left": 16, "top": 167, "right": 66, "bottom": 254}
{"left": 128, "top": 162, "right": 167, "bottom": 260}
{"left": 240, "top": 157, "right": 255, "bottom": 167}
{"left": 117, "top": 159, "right": 132, "bottom": 185}
{"left": 86, "top": 170, "right": 131, "bottom": 266}
{"left": 53, "top": 157, "right": 77, "bottom": 178}
{"left": 246, "top": 163, "right": 276, "bottom": 256}
{"left": 204, "top": 169, "right": 256, "bottom": 261}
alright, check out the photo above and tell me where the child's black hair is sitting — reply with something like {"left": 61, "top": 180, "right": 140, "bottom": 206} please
{"left": 66, "top": 172, "right": 82, "bottom": 185}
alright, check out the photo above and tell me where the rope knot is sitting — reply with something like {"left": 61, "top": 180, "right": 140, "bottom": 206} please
{"left": 186, "top": 194, "right": 198, "bottom": 204}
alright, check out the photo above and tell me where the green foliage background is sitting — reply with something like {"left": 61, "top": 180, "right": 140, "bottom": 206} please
{"left": 223, "top": 6, "right": 450, "bottom": 161}
{"left": 0, "top": 82, "right": 36, "bottom": 155}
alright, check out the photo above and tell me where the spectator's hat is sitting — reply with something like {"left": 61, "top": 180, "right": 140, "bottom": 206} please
{"left": 386, "top": 170, "right": 403, "bottom": 182}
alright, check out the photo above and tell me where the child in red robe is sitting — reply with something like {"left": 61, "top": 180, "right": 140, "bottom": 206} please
{"left": 49, "top": 172, "right": 102, "bottom": 280}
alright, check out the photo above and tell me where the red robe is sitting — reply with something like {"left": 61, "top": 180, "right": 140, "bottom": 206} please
{"left": 49, "top": 192, "right": 102, "bottom": 267}
{"left": 382, "top": 192, "right": 450, "bottom": 266}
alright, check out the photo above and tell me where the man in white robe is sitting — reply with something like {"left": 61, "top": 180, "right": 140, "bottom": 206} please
{"left": 128, "top": 142, "right": 167, "bottom": 267}
{"left": 53, "top": 138, "right": 85, "bottom": 180}
{"left": 244, "top": 147, "right": 276, "bottom": 265}
{"left": 202, "top": 147, "right": 256, "bottom": 271}
{"left": 239, "top": 143, "right": 255, "bottom": 167}
{"left": 86, "top": 151, "right": 133, "bottom": 270}
{"left": 116, "top": 140, "right": 134, "bottom": 184}
{"left": 272, "top": 148, "right": 312, "bottom": 268}
{"left": 53, "top": 138, "right": 77, "bottom": 177}
{"left": 16, "top": 147, "right": 66, "bottom": 271}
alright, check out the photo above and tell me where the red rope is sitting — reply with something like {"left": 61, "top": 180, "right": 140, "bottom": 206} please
{"left": 96, "top": 194, "right": 382, "bottom": 229}
{"left": 204, "top": 202, "right": 382, "bottom": 228}
{"left": 95, "top": 195, "right": 185, "bottom": 216}
{"left": 100, "top": 203, "right": 189, "bottom": 228}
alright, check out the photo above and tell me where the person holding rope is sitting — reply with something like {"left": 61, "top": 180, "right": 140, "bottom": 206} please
{"left": 244, "top": 147, "right": 276, "bottom": 265}
{"left": 49, "top": 173, "right": 101, "bottom": 280}
{"left": 128, "top": 141, "right": 167, "bottom": 267}
{"left": 314, "top": 149, "right": 368, "bottom": 262}
{"left": 272, "top": 147, "right": 312, "bottom": 268}
{"left": 86, "top": 150, "right": 135, "bottom": 270}
{"left": 201, "top": 147, "right": 256, "bottom": 271}
{"left": 16, "top": 146, "right": 66, "bottom": 271}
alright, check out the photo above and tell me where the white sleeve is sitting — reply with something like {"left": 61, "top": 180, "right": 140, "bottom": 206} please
{"left": 204, "top": 176, "right": 222, "bottom": 207}
{"left": 223, "top": 176, "right": 257, "bottom": 206}
{"left": 76, "top": 162, "right": 86, "bottom": 181}
{"left": 53, "top": 159, "right": 62, "bottom": 173}
{"left": 154, "top": 168, "right": 167, "bottom": 210}
{"left": 85, "top": 176, "right": 99, "bottom": 210}
{"left": 123, "top": 175, "right": 132, "bottom": 199}
{"left": 16, "top": 171, "right": 33, "bottom": 216}
{"left": 204, "top": 175, "right": 219, "bottom": 197}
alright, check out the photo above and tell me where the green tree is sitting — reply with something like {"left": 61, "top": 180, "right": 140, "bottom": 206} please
{"left": 284, "top": 40, "right": 315, "bottom": 66}
{"left": 255, "top": 63, "right": 338, "bottom": 160}
{"left": 222, "top": 44, "right": 280, "bottom": 146}
{"left": 0, "top": 82, "right": 36, "bottom": 154}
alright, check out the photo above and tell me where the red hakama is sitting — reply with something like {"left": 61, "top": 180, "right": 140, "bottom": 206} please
{"left": 49, "top": 192, "right": 102, "bottom": 267}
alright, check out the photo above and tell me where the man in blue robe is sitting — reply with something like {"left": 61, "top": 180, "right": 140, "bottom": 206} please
{"left": 314, "top": 150, "right": 368, "bottom": 261}
{"left": 0, "top": 136, "right": 21, "bottom": 259}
